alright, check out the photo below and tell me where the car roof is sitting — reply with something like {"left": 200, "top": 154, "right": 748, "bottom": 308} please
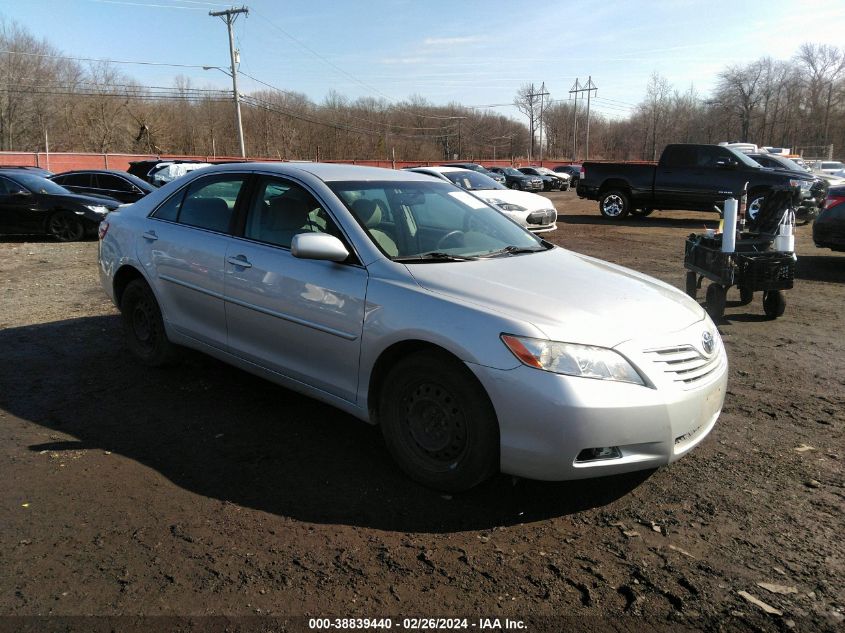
{"left": 409, "top": 165, "right": 464, "bottom": 174}
{"left": 200, "top": 161, "right": 439, "bottom": 183}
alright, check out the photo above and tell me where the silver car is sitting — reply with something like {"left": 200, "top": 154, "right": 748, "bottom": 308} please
{"left": 98, "top": 163, "right": 728, "bottom": 491}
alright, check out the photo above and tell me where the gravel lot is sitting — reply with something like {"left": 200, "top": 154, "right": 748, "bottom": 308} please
{"left": 1, "top": 192, "right": 843, "bottom": 632}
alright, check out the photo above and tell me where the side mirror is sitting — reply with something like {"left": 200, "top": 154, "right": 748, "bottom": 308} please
{"left": 291, "top": 233, "right": 349, "bottom": 262}
{"left": 12, "top": 189, "right": 31, "bottom": 197}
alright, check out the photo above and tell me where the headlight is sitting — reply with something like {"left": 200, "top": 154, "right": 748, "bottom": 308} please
{"left": 85, "top": 204, "right": 110, "bottom": 214}
{"left": 501, "top": 334, "right": 645, "bottom": 385}
{"left": 488, "top": 199, "right": 527, "bottom": 212}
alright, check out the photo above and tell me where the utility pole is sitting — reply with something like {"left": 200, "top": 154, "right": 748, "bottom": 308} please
{"left": 209, "top": 5, "right": 249, "bottom": 158}
{"left": 569, "top": 78, "right": 580, "bottom": 161}
{"left": 570, "top": 77, "right": 597, "bottom": 160}
{"left": 526, "top": 84, "right": 549, "bottom": 162}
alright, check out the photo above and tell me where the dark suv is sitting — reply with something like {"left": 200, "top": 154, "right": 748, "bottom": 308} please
{"left": 50, "top": 170, "right": 155, "bottom": 204}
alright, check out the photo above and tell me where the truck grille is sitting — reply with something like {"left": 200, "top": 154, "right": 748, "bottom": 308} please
{"left": 644, "top": 344, "right": 724, "bottom": 388}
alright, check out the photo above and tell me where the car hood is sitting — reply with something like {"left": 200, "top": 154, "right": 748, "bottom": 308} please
{"left": 406, "top": 247, "right": 705, "bottom": 348}
{"left": 472, "top": 189, "right": 554, "bottom": 212}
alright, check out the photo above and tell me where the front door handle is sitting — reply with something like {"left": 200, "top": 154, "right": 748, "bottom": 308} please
{"left": 227, "top": 254, "right": 252, "bottom": 268}
{"left": 142, "top": 230, "right": 158, "bottom": 241}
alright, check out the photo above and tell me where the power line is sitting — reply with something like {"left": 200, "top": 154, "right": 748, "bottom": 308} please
{"left": 0, "top": 49, "right": 214, "bottom": 70}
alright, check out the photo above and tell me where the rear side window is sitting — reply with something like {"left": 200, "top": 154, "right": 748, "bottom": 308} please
{"left": 661, "top": 146, "right": 697, "bottom": 168}
{"left": 60, "top": 173, "right": 92, "bottom": 187}
{"left": 96, "top": 174, "right": 132, "bottom": 192}
{"left": 151, "top": 175, "right": 247, "bottom": 233}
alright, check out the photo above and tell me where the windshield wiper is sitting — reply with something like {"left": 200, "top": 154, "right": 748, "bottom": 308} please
{"left": 394, "top": 251, "right": 478, "bottom": 263}
{"left": 481, "top": 244, "right": 547, "bottom": 258}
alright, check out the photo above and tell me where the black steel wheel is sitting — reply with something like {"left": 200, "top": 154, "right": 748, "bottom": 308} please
{"left": 763, "top": 290, "right": 786, "bottom": 319}
{"left": 706, "top": 283, "right": 727, "bottom": 320}
{"left": 599, "top": 189, "right": 630, "bottom": 219}
{"left": 685, "top": 271, "right": 698, "bottom": 299}
{"left": 120, "top": 279, "right": 176, "bottom": 366}
{"left": 47, "top": 211, "right": 86, "bottom": 242}
{"left": 379, "top": 351, "right": 498, "bottom": 492}
{"left": 738, "top": 286, "right": 754, "bottom": 305}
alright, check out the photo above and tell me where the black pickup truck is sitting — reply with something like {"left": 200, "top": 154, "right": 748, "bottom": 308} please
{"left": 576, "top": 144, "right": 814, "bottom": 221}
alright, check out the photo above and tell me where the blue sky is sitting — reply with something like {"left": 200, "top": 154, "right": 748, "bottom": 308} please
{"left": 2, "top": 0, "right": 845, "bottom": 122}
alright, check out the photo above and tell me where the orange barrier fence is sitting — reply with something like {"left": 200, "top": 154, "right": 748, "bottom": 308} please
{"left": 0, "top": 151, "right": 583, "bottom": 173}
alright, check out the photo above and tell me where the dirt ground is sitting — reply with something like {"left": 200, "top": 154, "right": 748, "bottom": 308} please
{"left": 0, "top": 193, "right": 843, "bottom": 633}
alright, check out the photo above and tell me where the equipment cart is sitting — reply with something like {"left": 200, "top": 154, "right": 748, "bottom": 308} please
{"left": 683, "top": 189, "right": 797, "bottom": 320}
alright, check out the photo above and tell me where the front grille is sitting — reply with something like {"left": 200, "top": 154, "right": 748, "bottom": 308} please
{"left": 526, "top": 209, "right": 556, "bottom": 225}
{"left": 644, "top": 344, "right": 723, "bottom": 388}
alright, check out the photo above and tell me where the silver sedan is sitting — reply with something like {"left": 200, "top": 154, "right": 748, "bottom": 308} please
{"left": 98, "top": 163, "right": 727, "bottom": 491}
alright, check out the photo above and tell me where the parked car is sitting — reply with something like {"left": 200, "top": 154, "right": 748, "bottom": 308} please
{"left": 406, "top": 166, "right": 557, "bottom": 232}
{"left": 518, "top": 167, "right": 568, "bottom": 191}
{"left": 0, "top": 165, "right": 53, "bottom": 177}
{"left": 813, "top": 185, "right": 845, "bottom": 251}
{"left": 747, "top": 153, "right": 828, "bottom": 223}
{"left": 486, "top": 166, "right": 543, "bottom": 191}
{"left": 150, "top": 162, "right": 213, "bottom": 186}
{"left": 814, "top": 161, "right": 845, "bottom": 176}
{"left": 127, "top": 159, "right": 207, "bottom": 185}
{"left": 553, "top": 164, "right": 582, "bottom": 187}
{"left": 577, "top": 144, "right": 814, "bottom": 223}
{"left": 50, "top": 169, "right": 156, "bottom": 204}
{"left": 0, "top": 170, "right": 119, "bottom": 241}
{"left": 440, "top": 162, "right": 506, "bottom": 185}
{"left": 99, "top": 162, "right": 727, "bottom": 491}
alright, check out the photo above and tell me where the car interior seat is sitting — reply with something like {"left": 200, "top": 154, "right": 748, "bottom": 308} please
{"left": 179, "top": 197, "right": 232, "bottom": 233}
{"left": 351, "top": 198, "right": 398, "bottom": 256}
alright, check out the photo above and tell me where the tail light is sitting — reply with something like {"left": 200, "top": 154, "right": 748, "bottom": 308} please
{"left": 823, "top": 195, "right": 845, "bottom": 210}
{"left": 579, "top": 166, "right": 585, "bottom": 180}
{"left": 98, "top": 220, "right": 109, "bottom": 240}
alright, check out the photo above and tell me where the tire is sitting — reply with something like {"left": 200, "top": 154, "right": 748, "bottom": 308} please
{"left": 47, "top": 211, "right": 86, "bottom": 242}
{"left": 120, "top": 279, "right": 176, "bottom": 367}
{"left": 738, "top": 286, "right": 754, "bottom": 306}
{"left": 599, "top": 189, "right": 630, "bottom": 219}
{"left": 763, "top": 290, "right": 786, "bottom": 319}
{"left": 685, "top": 271, "right": 698, "bottom": 299}
{"left": 706, "top": 283, "right": 726, "bottom": 320}
{"left": 630, "top": 207, "right": 654, "bottom": 218}
{"left": 510, "top": 182, "right": 521, "bottom": 190}
{"left": 379, "top": 351, "right": 499, "bottom": 492}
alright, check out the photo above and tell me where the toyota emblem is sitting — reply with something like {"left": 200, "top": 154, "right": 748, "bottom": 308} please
{"left": 702, "top": 330, "right": 715, "bottom": 355}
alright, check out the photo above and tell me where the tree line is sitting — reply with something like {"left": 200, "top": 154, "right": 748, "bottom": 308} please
{"left": 2, "top": 18, "right": 843, "bottom": 162}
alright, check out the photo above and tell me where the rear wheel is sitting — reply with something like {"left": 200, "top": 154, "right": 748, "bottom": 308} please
{"left": 706, "top": 283, "right": 726, "bottom": 320}
{"left": 685, "top": 271, "right": 698, "bottom": 299}
{"left": 120, "top": 279, "right": 176, "bottom": 366}
{"left": 599, "top": 189, "right": 630, "bottom": 219}
{"left": 379, "top": 351, "right": 499, "bottom": 492}
{"left": 763, "top": 290, "right": 786, "bottom": 319}
{"left": 47, "top": 211, "right": 86, "bottom": 242}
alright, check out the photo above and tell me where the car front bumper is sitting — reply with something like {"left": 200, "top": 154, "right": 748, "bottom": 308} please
{"left": 466, "top": 324, "right": 728, "bottom": 481}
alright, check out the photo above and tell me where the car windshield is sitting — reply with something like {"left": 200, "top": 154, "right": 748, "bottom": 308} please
{"left": 822, "top": 162, "right": 844, "bottom": 170}
{"left": 768, "top": 156, "right": 806, "bottom": 172}
{"left": 725, "top": 148, "right": 763, "bottom": 168}
{"left": 10, "top": 173, "right": 70, "bottom": 195}
{"left": 330, "top": 180, "right": 545, "bottom": 261}
{"left": 443, "top": 170, "right": 505, "bottom": 191}
{"left": 502, "top": 167, "right": 523, "bottom": 176}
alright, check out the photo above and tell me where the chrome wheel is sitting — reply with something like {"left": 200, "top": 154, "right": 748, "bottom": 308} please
{"left": 602, "top": 194, "right": 625, "bottom": 217}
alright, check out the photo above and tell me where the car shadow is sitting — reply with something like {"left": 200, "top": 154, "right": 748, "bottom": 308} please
{"left": 556, "top": 213, "right": 719, "bottom": 230}
{"left": 0, "top": 316, "right": 652, "bottom": 533}
{"left": 796, "top": 254, "right": 845, "bottom": 283}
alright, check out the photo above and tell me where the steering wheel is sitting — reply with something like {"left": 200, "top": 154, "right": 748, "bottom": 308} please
{"left": 436, "top": 230, "right": 464, "bottom": 250}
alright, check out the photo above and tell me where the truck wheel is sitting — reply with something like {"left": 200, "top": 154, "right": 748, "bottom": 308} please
{"left": 746, "top": 190, "right": 766, "bottom": 223}
{"left": 599, "top": 190, "right": 630, "bottom": 219}
{"left": 763, "top": 290, "right": 786, "bottom": 319}
{"left": 706, "top": 283, "right": 726, "bottom": 320}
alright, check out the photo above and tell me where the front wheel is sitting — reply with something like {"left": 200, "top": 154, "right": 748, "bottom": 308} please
{"left": 120, "top": 279, "right": 177, "bottom": 366}
{"left": 510, "top": 182, "right": 521, "bottom": 190}
{"left": 47, "top": 212, "right": 86, "bottom": 242}
{"left": 599, "top": 190, "right": 630, "bottom": 219}
{"left": 746, "top": 191, "right": 766, "bottom": 224}
{"left": 379, "top": 351, "right": 499, "bottom": 492}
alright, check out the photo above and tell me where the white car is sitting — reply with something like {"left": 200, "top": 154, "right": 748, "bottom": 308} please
{"left": 407, "top": 166, "right": 557, "bottom": 233}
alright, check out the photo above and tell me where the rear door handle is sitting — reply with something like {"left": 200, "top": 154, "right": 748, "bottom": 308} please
{"left": 142, "top": 230, "right": 158, "bottom": 241}
{"left": 227, "top": 254, "right": 252, "bottom": 268}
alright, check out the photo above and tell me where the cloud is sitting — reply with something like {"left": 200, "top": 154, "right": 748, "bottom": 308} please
{"left": 422, "top": 35, "right": 484, "bottom": 47}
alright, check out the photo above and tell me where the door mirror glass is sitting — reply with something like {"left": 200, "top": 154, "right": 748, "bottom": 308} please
{"left": 291, "top": 233, "right": 349, "bottom": 262}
